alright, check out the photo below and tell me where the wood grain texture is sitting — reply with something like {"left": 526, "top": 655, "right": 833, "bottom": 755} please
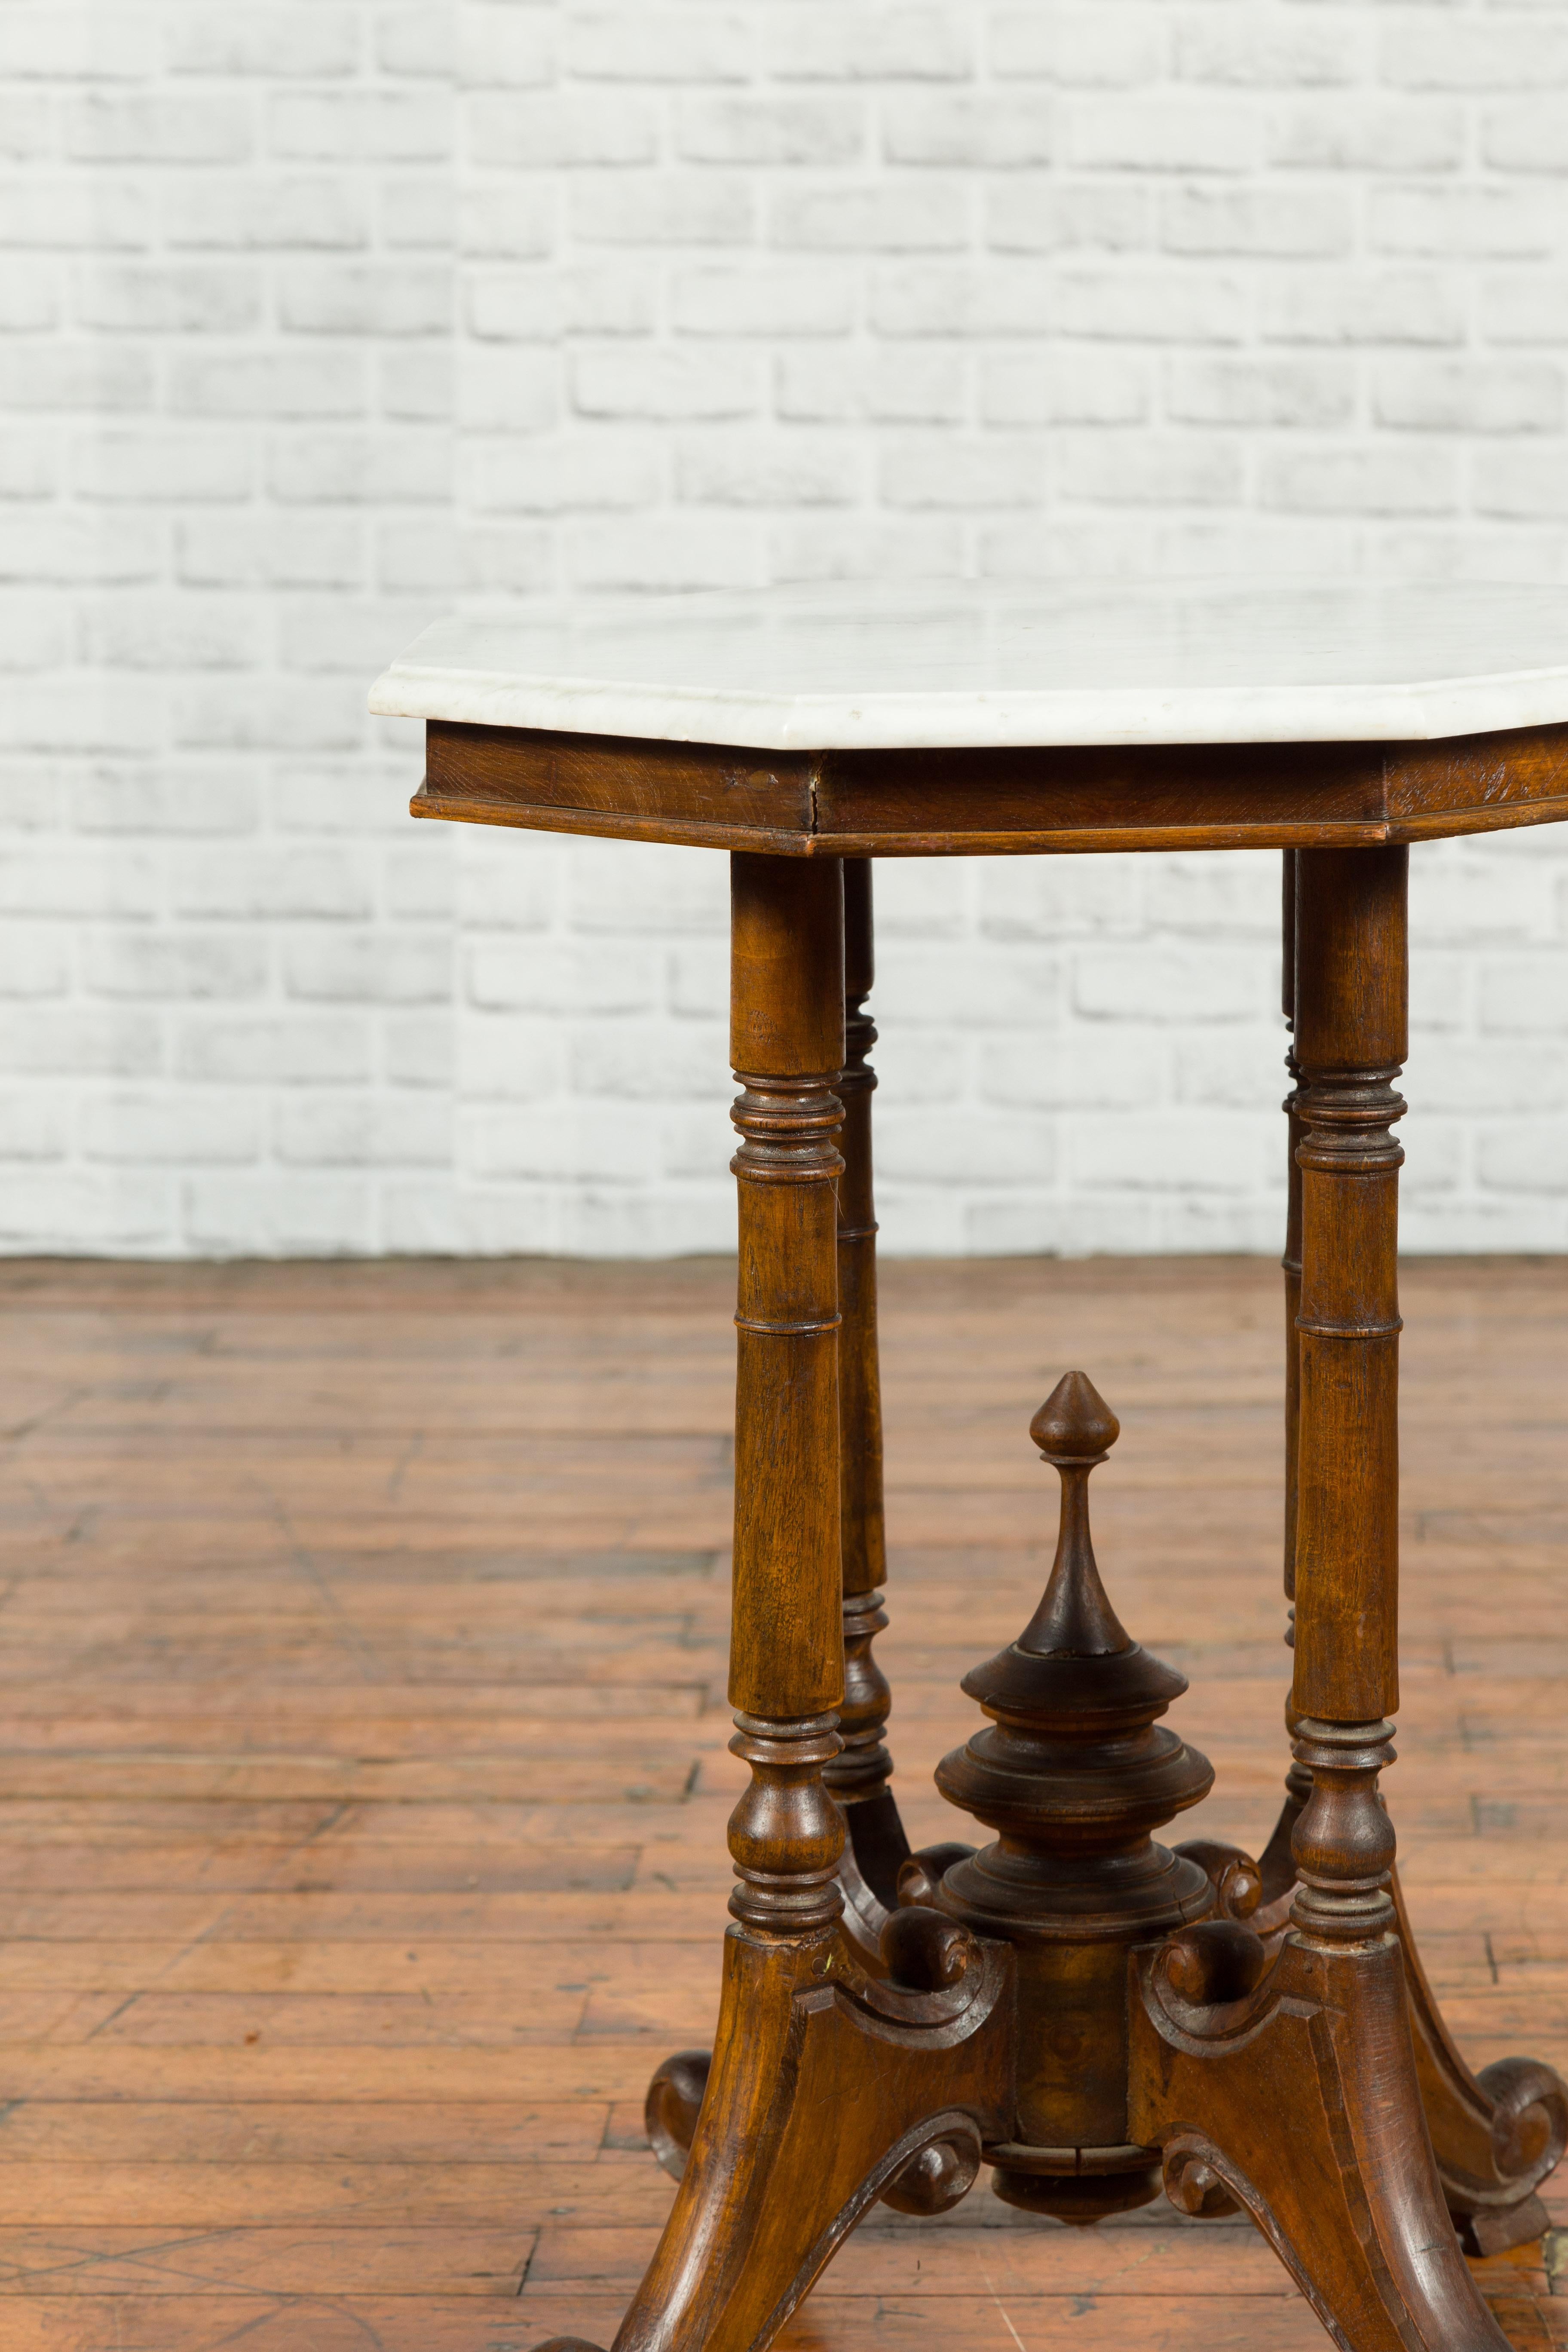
{"left": 0, "top": 1255, "right": 1564, "bottom": 2349}
{"left": 415, "top": 720, "right": 1568, "bottom": 856}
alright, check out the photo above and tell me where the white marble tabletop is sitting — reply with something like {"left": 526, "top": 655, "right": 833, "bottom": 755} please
{"left": 370, "top": 581, "right": 1568, "bottom": 754}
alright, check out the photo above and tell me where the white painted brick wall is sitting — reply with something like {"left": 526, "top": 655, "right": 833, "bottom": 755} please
{"left": 3, "top": 1, "right": 1566, "bottom": 1258}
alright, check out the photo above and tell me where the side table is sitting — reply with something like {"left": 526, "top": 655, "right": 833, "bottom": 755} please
{"left": 372, "top": 582, "right": 1568, "bottom": 2352}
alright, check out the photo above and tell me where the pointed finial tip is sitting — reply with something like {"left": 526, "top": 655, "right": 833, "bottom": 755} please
{"left": 1030, "top": 1370, "right": 1119, "bottom": 1461}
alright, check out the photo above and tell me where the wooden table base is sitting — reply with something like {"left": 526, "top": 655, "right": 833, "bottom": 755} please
{"left": 537, "top": 851, "right": 1567, "bottom": 2352}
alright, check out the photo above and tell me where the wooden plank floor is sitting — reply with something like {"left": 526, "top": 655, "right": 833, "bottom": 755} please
{"left": 0, "top": 1253, "right": 1565, "bottom": 2351}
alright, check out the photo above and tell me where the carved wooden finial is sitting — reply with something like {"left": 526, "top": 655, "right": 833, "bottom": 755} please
{"left": 1029, "top": 1369, "right": 1119, "bottom": 1464}
{"left": 1020, "top": 1372, "right": 1130, "bottom": 1660}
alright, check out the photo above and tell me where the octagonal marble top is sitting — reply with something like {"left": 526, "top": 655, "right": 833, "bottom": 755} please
{"left": 371, "top": 581, "right": 1568, "bottom": 756}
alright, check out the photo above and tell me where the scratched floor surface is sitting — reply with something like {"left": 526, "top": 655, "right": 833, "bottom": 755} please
{"left": 0, "top": 1254, "right": 1564, "bottom": 2350}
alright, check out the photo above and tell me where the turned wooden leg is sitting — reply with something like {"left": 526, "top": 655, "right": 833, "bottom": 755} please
{"left": 1258, "top": 848, "right": 1312, "bottom": 1914}
{"left": 1252, "top": 851, "right": 1567, "bottom": 2252}
{"left": 825, "top": 859, "right": 910, "bottom": 1949}
{"left": 1135, "top": 846, "right": 1513, "bottom": 2352}
{"left": 550, "top": 856, "right": 1014, "bottom": 2352}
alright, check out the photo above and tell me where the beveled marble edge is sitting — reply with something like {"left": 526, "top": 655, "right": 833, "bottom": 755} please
{"left": 369, "top": 657, "right": 1568, "bottom": 753}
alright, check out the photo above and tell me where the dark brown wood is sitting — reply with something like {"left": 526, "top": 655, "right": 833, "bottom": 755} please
{"left": 1258, "top": 850, "right": 1313, "bottom": 1912}
{"left": 930, "top": 1372, "right": 1213, "bottom": 2221}
{"left": 416, "top": 719, "right": 1568, "bottom": 857}
{"left": 824, "top": 861, "right": 909, "bottom": 1948}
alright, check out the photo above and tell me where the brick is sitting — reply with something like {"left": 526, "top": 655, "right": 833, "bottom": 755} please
{"left": 279, "top": 597, "right": 435, "bottom": 674}
{"left": 678, "top": 96, "right": 864, "bottom": 168}
{"left": 990, "top": 8, "right": 1167, "bottom": 86}
{"left": 458, "top": 10, "right": 555, "bottom": 88}
{"left": 1, "top": 10, "right": 152, "bottom": 77}
{"left": 161, "top": 175, "right": 369, "bottom": 252}
{"left": 177, "top": 1017, "right": 371, "bottom": 1085}
{"left": 870, "top": 264, "right": 1053, "bottom": 338}
{"left": 460, "top": 181, "right": 556, "bottom": 260}
{"left": 674, "top": 266, "right": 857, "bottom": 337}
{"left": 181, "top": 1171, "right": 374, "bottom": 1253}
{"left": 1476, "top": 1120, "right": 1568, "bottom": 1194}
{"left": 270, "top": 91, "right": 451, "bottom": 165}
{"left": 881, "top": 94, "right": 1053, "bottom": 168}
{"left": 80, "top": 596, "right": 261, "bottom": 671}
{"left": 1167, "top": 356, "right": 1356, "bottom": 431}
{"left": 1472, "top": 448, "right": 1568, "bottom": 524}
{"left": 564, "top": 515, "right": 762, "bottom": 591}
{"left": 1374, "top": 360, "right": 1563, "bottom": 435}
{"left": 467, "top": 93, "right": 658, "bottom": 170}
{"left": 1176, "top": 16, "right": 1361, "bottom": 88}
{"left": 1268, "top": 100, "right": 1464, "bottom": 175}
{"left": 169, "top": 350, "right": 368, "bottom": 419}
{"left": 384, "top": 1012, "right": 453, "bottom": 1090}
{"left": 377, "top": 4, "right": 453, "bottom": 80}
{"left": 1063, "top": 99, "right": 1260, "bottom": 175}
{"left": 167, "top": 9, "right": 361, "bottom": 78}
{"left": 1161, "top": 186, "right": 1354, "bottom": 260}
{"left": 571, "top": 348, "right": 763, "bottom": 421}
{"left": 0, "top": 925, "right": 70, "bottom": 998}
{"left": 677, "top": 433, "right": 862, "bottom": 508}
{"left": 1383, "top": 22, "right": 1568, "bottom": 91}
{"left": 74, "top": 768, "right": 260, "bottom": 837}
{"left": 77, "top": 265, "right": 263, "bottom": 336}
{"left": 0, "top": 260, "right": 58, "bottom": 331}
{"left": 1369, "top": 186, "right": 1561, "bottom": 263}
{"left": 270, "top": 429, "right": 450, "bottom": 508}
{"left": 0, "top": 177, "right": 152, "bottom": 249}
{"left": 0, "top": 1009, "right": 161, "bottom": 1079}
{"left": 1073, "top": 946, "right": 1263, "bottom": 1024}
{"left": 0, "top": 430, "right": 56, "bottom": 500}
{"left": 1054, "top": 269, "right": 1248, "bottom": 345}
{"left": 381, "top": 175, "right": 454, "bottom": 251}
{"left": 0, "top": 1169, "right": 171, "bottom": 1246}
{"left": 64, "top": 94, "right": 254, "bottom": 165}
{"left": 461, "top": 524, "right": 555, "bottom": 593}
{"left": 1260, "top": 270, "right": 1463, "bottom": 347}
{"left": 82, "top": 1093, "right": 261, "bottom": 1166}
{"left": 460, "top": 347, "right": 558, "bottom": 433}
{"left": 279, "top": 262, "right": 451, "bottom": 336}
{"left": 1261, "top": 445, "right": 1458, "bottom": 517}
{"left": 276, "top": 1091, "right": 448, "bottom": 1167}
{"left": 569, "top": 173, "right": 751, "bottom": 248}
{"left": 0, "top": 345, "right": 153, "bottom": 412}
{"left": 83, "top": 930, "right": 267, "bottom": 1000}
{"left": 982, "top": 1031, "right": 1164, "bottom": 1111}
{"left": 0, "top": 514, "right": 161, "bottom": 585}
{"left": 768, "top": 180, "right": 969, "bottom": 254}
{"left": 880, "top": 435, "right": 1045, "bottom": 509}
{"left": 0, "top": 1101, "right": 67, "bottom": 1160}
{"left": 0, "top": 98, "right": 52, "bottom": 162}
{"left": 1482, "top": 274, "right": 1568, "bottom": 348}
{"left": 466, "top": 435, "right": 663, "bottom": 513}
{"left": 776, "top": 346, "right": 968, "bottom": 424}
{"left": 381, "top": 346, "right": 453, "bottom": 423}
{"left": 769, "top": 515, "right": 965, "bottom": 581}
{"left": 570, "top": 8, "right": 752, "bottom": 83}
{"left": 1058, "top": 432, "right": 1243, "bottom": 508}
{"left": 986, "top": 179, "right": 1150, "bottom": 254}
{"left": 177, "top": 514, "right": 365, "bottom": 590}
{"left": 466, "top": 261, "right": 655, "bottom": 341}
{"left": 763, "top": 7, "right": 973, "bottom": 82}
{"left": 172, "top": 677, "right": 365, "bottom": 753}
{"left": 1484, "top": 104, "right": 1568, "bottom": 175}
{"left": 283, "top": 926, "right": 450, "bottom": 1002}
{"left": 0, "top": 593, "right": 73, "bottom": 672}
{"left": 73, "top": 431, "right": 253, "bottom": 504}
